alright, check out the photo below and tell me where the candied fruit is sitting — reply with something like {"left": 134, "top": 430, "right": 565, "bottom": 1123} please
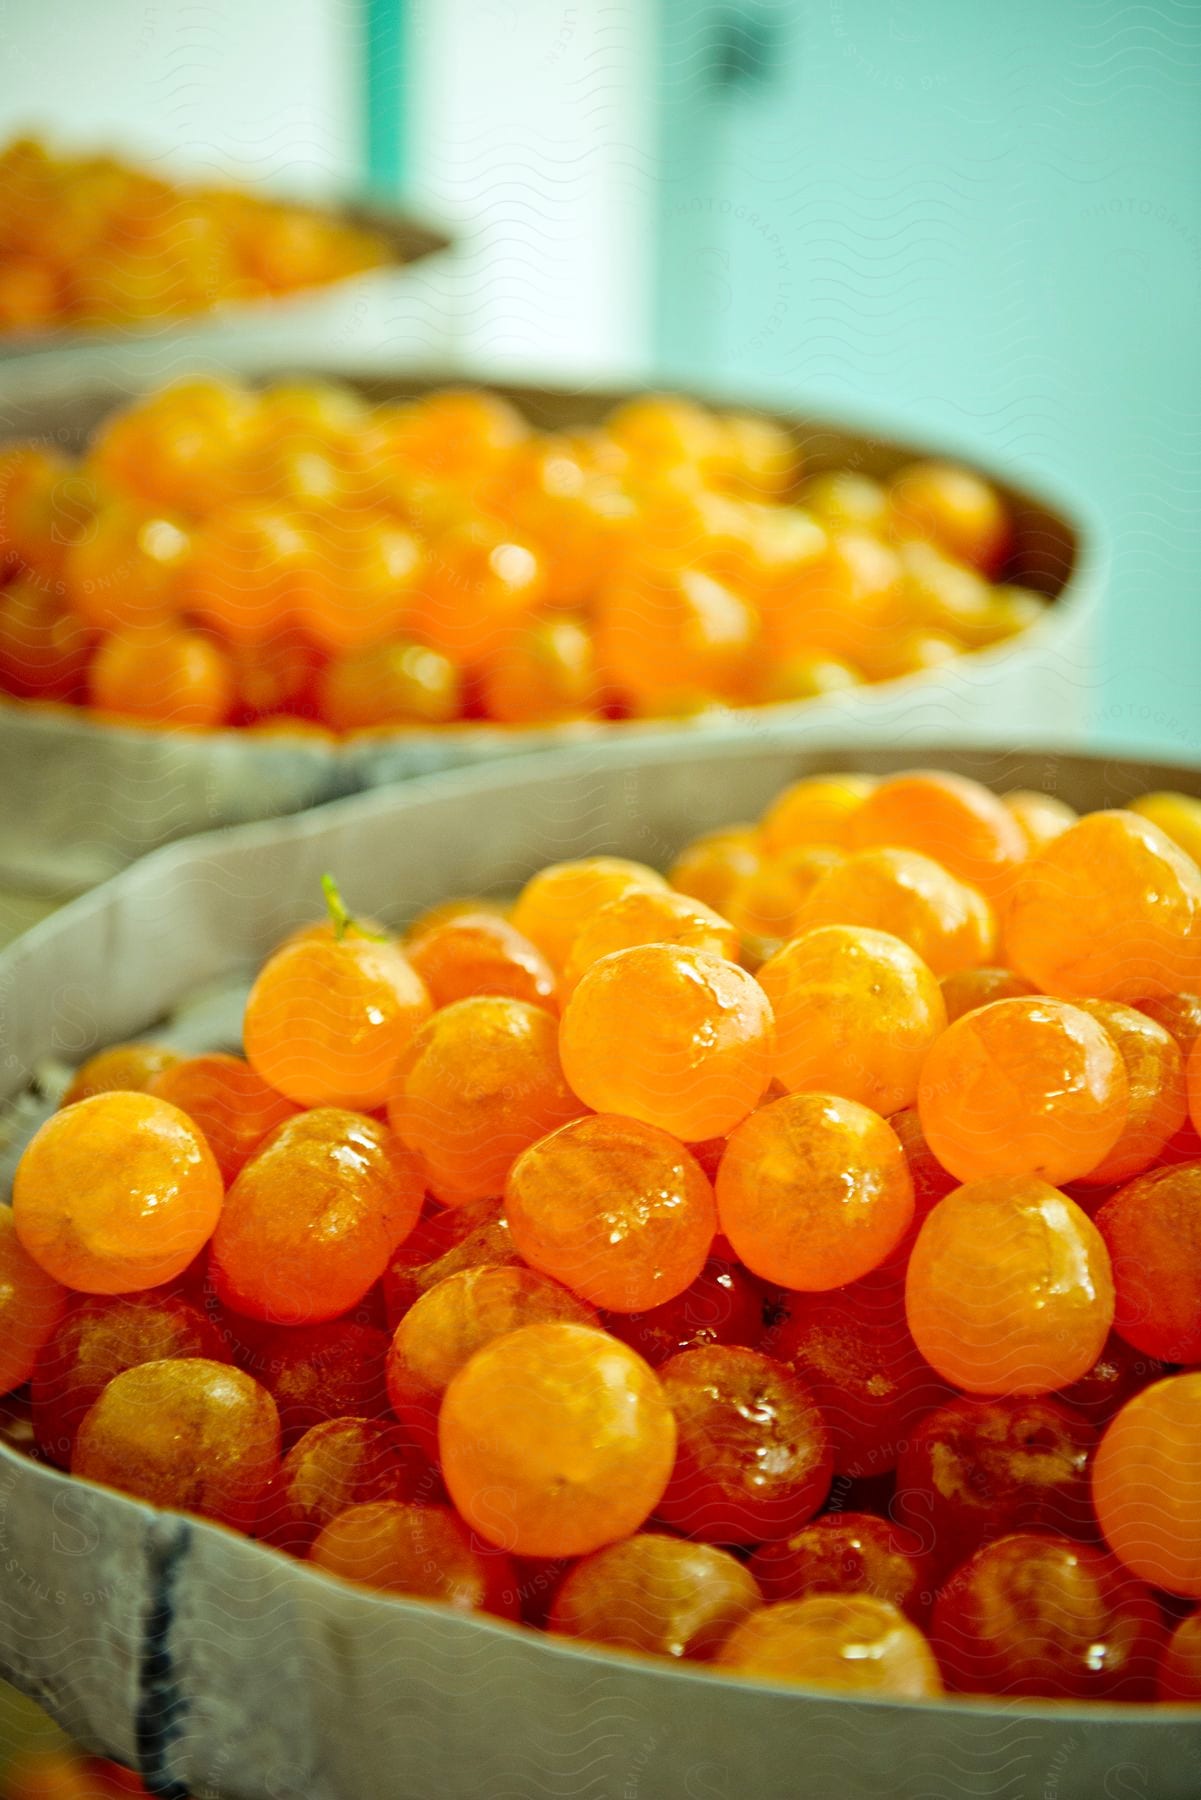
{"left": 655, "top": 1344, "right": 832, "bottom": 1543}
{"left": 0, "top": 1207, "right": 67, "bottom": 1398}
{"left": 560, "top": 945, "right": 773, "bottom": 1142}
{"left": 209, "top": 1109, "right": 423, "bottom": 1324}
{"left": 766, "top": 1272, "right": 943, "bottom": 1477}
{"left": 386, "top": 1264, "right": 596, "bottom": 1452}
{"left": 14, "top": 1092, "right": 223, "bottom": 1294}
{"left": 1158, "top": 1612, "right": 1201, "bottom": 1702}
{"left": 61, "top": 1042, "right": 180, "bottom": 1107}
{"left": 1095, "top": 1161, "right": 1201, "bottom": 1363}
{"left": 716, "top": 1594, "right": 943, "bottom": 1697}
{"left": 148, "top": 1052, "right": 300, "bottom": 1183}
{"left": 1004, "top": 810, "right": 1201, "bottom": 1000}
{"left": 511, "top": 857, "right": 668, "bottom": 972}
{"left": 387, "top": 996, "right": 581, "bottom": 1203}
{"left": 548, "top": 1532, "right": 760, "bottom": 1660}
{"left": 72, "top": 1357, "right": 279, "bottom": 1529}
{"left": 405, "top": 912, "right": 557, "bottom": 1011}
{"left": 904, "top": 1176, "right": 1114, "bottom": 1395}
{"left": 505, "top": 1114, "right": 716, "bottom": 1312}
{"left": 439, "top": 1321, "right": 676, "bottom": 1557}
{"left": 244, "top": 906, "right": 432, "bottom": 1110}
{"left": 257, "top": 1417, "right": 427, "bottom": 1554}
{"left": 759, "top": 924, "right": 945, "bottom": 1116}
{"left": 32, "top": 1290, "right": 226, "bottom": 1467}
{"left": 309, "top": 1500, "right": 518, "bottom": 1616}
{"left": 917, "top": 997, "right": 1130, "bottom": 1185}
{"left": 845, "top": 769, "right": 1026, "bottom": 904}
{"left": 893, "top": 1394, "right": 1098, "bottom": 1575}
{"left": 717, "top": 1093, "right": 913, "bottom": 1289}
{"left": 1093, "top": 1373, "right": 1201, "bottom": 1596}
{"left": 796, "top": 846, "right": 996, "bottom": 977}
{"left": 605, "top": 1258, "right": 762, "bottom": 1367}
{"left": 931, "top": 1532, "right": 1162, "bottom": 1699}
{"left": 561, "top": 887, "right": 738, "bottom": 996}
{"left": 748, "top": 1512, "right": 933, "bottom": 1619}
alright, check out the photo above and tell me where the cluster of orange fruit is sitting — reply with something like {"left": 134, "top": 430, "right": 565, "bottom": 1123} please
{"left": 4, "top": 768, "right": 1201, "bottom": 1705}
{"left": 0, "top": 137, "right": 388, "bottom": 333}
{"left": 0, "top": 377, "right": 1048, "bottom": 736}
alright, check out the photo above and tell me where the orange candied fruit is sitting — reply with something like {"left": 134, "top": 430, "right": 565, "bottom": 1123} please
{"left": 244, "top": 891, "right": 432, "bottom": 1110}
{"left": 887, "top": 459, "right": 1011, "bottom": 575}
{"left": 716, "top": 1593, "right": 943, "bottom": 1697}
{"left": 64, "top": 504, "right": 190, "bottom": 634}
{"left": 480, "top": 614, "right": 601, "bottom": 725}
{"left": 88, "top": 624, "right": 235, "bottom": 729}
{"left": 931, "top": 1533, "right": 1162, "bottom": 1700}
{"left": 0, "top": 1207, "right": 67, "bottom": 1397}
{"left": 183, "top": 503, "right": 321, "bottom": 645}
{"left": 1130, "top": 789, "right": 1201, "bottom": 870}
{"left": 717, "top": 1092, "right": 913, "bottom": 1289}
{"left": 257, "top": 1416, "right": 425, "bottom": 1555}
{"left": 309, "top": 1500, "right": 517, "bottom": 1617}
{"left": 316, "top": 639, "right": 461, "bottom": 733}
{"left": 209, "top": 1108, "right": 423, "bottom": 1325}
{"left": 845, "top": 769, "right": 1026, "bottom": 904}
{"left": 1095, "top": 1160, "right": 1201, "bottom": 1363}
{"left": 904, "top": 1175, "right": 1114, "bottom": 1396}
{"left": 1159, "top": 1613, "right": 1201, "bottom": 1702}
{"left": 547, "top": 1532, "right": 761, "bottom": 1661}
{"left": 385, "top": 1263, "right": 595, "bottom": 1454}
{"left": 758, "top": 924, "right": 946, "bottom": 1117}
{"left": 939, "top": 966, "right": 1034, "bottom": 1023}
{"left": 504, "top": 1114, "right": 717, "bottom": 1312}
{"left": 656, "top": 1343, "right": 832, "bottom": 1544}
{"left": 148, "top": 1051, "right": 300, "bottom": 1183}
{"left": 1004, "top": 788, "right": 1077, "bottom": 854}
{"left": 72, "top": 1357, "right": 280, "bottom": 1530}
{"left": 13, "top": 1091, "right": 223, "bottom": 1293}
{"left": 1004, "top": 809, "right": 1201, "bottom": 1000}
{"left": 1070, "top": 1001, "right": 1187, "bottom": 1186}
{"left": 757, "top": 772, "right": 875, "bottom": 855}
{"left": 510, "top": 856, "right": 667, "bottom": 972}
{"left": 438, "top": 1321, "right": 677, "bottom": 1557}
{"left": 748, "top": 1512, "right": 933, "bottom": 1619}
{"left": 405, "top": 910, "right": 558, "bottom": 1012}
{"left": 31, "top": 1290, "right": 227, "bottom": 1467}
{"left": 0, "top": 579, "right": 93, "bottom": 702}
{"left": 561, "top": 885, "right": 738, "bottom": 996}
{"left": 61, "top": 1041, "right": 180, "bottom": 1106}
{"left": 917, "top": 997, "right": 1130, "bottom": 1185}
{"left": 595, "top": 564, "right": 758, "bottom": 712}
{"left": 668, "top": 825, "right": 763, "bottom": 916}
{"left": 559, "top": 944, "right": 774, "bottom": 1142}
{"left": 387, "top": 995, "right": 582, "bottom": 1204}
{"left": 1093, "top": 1373, "right": 1201, "bottom": 1598}
{"left": 796, "top": 845, "right": 997, "bottom": 977}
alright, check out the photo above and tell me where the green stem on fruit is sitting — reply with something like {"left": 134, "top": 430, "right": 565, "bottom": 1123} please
{"left": 321, "top": 873, "right": 386, "bottom": 942}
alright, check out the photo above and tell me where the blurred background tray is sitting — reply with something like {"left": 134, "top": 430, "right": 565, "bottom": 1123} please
{"left": 0, "top": 364, "right": 1102, "bottom": 900}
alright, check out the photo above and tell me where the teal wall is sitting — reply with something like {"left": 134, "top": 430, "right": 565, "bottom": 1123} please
{"left": 654, "top": 1, "right": 1201, "bottom": 756}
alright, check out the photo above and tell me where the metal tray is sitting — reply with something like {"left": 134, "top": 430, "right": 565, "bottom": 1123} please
{"left": 0, "top": 738, "right": 1196, "bottom": 1800}
{"left": 0, "top": 368, "right": 1104, "bottom": 896}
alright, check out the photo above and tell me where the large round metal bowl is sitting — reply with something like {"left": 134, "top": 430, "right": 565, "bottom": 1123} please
{"left": 0, "top": 738, "right": 1196, "bottom": 1800}
{"left": 0, "top": 366, "right": 1102, "bottom": 893}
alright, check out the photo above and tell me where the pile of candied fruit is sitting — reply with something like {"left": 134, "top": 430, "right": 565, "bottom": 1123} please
{"left": 6, "top": 769, "right": 1201, "bottom": 1706}
{"left": 0, "top": 136, "right": 388, "bottom": 333}
{"left": 0, "top": 376, "right": 1048, "bottom": 735}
